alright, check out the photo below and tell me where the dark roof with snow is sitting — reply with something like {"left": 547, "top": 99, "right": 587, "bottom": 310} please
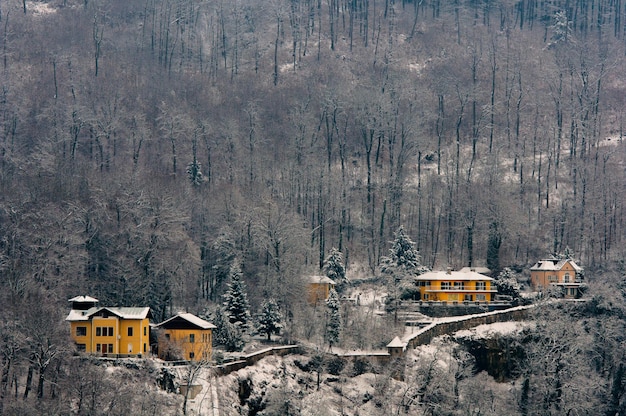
{"left": 154, "top": 313, "right": 216, "bottom": 330}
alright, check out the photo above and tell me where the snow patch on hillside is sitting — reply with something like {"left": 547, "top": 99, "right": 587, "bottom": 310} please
{"left": 28, "top": 1, "right": 56, "bottom": 15}
{"left": 454, "top": 321, "right": 534, "bottom": 340}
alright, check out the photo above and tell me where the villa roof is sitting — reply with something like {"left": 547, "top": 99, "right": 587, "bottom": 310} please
{"left": 68, "top": 295, "right": 99, "bottom": 303}
{"left": 530, "top": 258, "right": 582, "bottom": 272}
{"left": 66, "top": 306, "right": 151, "bottom": 322}
{"left": 415, "top": 270, "right": 494, "bottom": 281}
{"left": 154, "top": 313, "right": 216, "bottom": 330}
{"left": 308, "top": 275, "right": 336, "bottom": 285}
{"left": 458, "top": 267, "right": 491, "bottom": 275}
{"left": 387, "top": 336, "right": 407, "bottom": 348}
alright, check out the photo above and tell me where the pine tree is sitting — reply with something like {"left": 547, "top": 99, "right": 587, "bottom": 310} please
{"left": 186, "top": 158, "right": 204, "bottom": 186}
{"left": 383, "top": 226, "right": 422, "bottom": 271}
{"left": 325, "top": 289, "right": 341, "bottom": 350}
{"left": 380, "top": 226, "right": 429, "bottom": 310}
{"left": 323, "top": 247, "right": 347, "bottom": 285}
{"left": 213, "top": 307, "right": 245, "bottom": 352}
{"left": 494, "top": 267, "right": 521, "bottom": 303}
{"left": 223, "top": 261, "right": 251, "bottom": 330}
{"left": 256, "top": 299, "right": 283, "bottom": 341}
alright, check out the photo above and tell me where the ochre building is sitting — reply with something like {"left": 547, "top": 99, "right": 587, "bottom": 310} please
{"left": 66, "top": 296, "right": 151, "bottom": 357}
{"left": 154, "top": 313, "right": 216, "bottom": 361}
{"left": 414, "top": 269, "right": 497, "bottom": 303}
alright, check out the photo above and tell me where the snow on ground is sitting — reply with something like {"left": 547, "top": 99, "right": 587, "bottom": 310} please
{"left": 27, "top": 1, "right": 56, "bottom": 15}
{"left": 454, "top": 321, "right": 534, "bottom": 340}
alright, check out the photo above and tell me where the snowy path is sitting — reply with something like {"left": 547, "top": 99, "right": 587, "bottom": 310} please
{"left": 209, "top": 376, "right": 219, "bottom": 416}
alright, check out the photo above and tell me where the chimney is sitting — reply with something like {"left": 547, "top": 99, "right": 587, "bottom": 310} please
{"left": 446, "top": 267, "right": 452, "bottom": 275}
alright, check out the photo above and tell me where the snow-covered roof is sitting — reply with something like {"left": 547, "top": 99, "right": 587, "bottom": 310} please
{"left": 415, "top": 270, "right": 493, "bottom": 281}
{"left": 308, "top": 275, "right": 336, "bottom": 285}
{"left": 530, "top": 258, "right": 582, "bottom": 271}
{"left": 387, "top": 336, "right": 407, "bottom": 348}
{"left": 458, "top": 266, "right": 491, "bottom": 274}
{"left": 68, "top": 295, "right": 99, "bottom": 303}
{"left": 155, "top": 313, "right": 216, "bottom": 330}
{"left": 65, "top": 306, "right": 151, "bottom": 322}
{"left": 65, "top": 307, "right": 99, "bottom": 321}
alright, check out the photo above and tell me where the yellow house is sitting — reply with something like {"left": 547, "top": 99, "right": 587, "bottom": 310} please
{"left": 414, "top": 269, "right": 497, "bottom": 303}
{"left": 530, "top": 258, "right": 583, "bottom": 298}
{"left": 66, "top": 296, "right": 151, "bottom": 357}
{"left": 155, "top": 313, "right": 216, "bottom": 361}
{"left": 307, "top": 275, "right": 336, "bottom": 305}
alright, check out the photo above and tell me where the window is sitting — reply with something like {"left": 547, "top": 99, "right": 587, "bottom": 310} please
{"left": 441, "top": 282, "right": 451, "bottom": 290}
{"left": 564, "top": 273, "right": 571, "bottom": 283}
{"left": 464, "top": 294, "right": 473, "bottom": 301}
{"left": 144, "top": 343, "right": 147, "bottom": 353}
{"left": 76, "top": 326, "right": 87, "bottom": 337}
{"left": 96, "top": 327, "right": 114, "bottom": 337}
{"left": 96, "top": 344, "right": 102, "bottom": 352}
{"left": 77, "top": 344, "right": 86, "bottom": 352}
{"left": 548, "top": 275, "right": 557, "bottom": 282}
{"left": 453, "top": 282, "right": 465, "bottom": 290}
{"left": 189, "top": 334, "right": 195, "bottom": 343}
{"left": 165, "top": 333, "right": 170, "bottom": 340}
{"left": 189, "top": 352, "right": 195, "bottom": 360}
{"left": 128, "top": 327, "right": 133, "bottom": 337}
{"left": 144, "top": 327, "right": 147, "bottom": 336}
{"left": 108, "top": 344, "right": 114, "bottom": 353}
{"left": 476, "top": 294, "right": 486, "bottom": 301}
{"left": 423, "top": 294, "right": 430, "bottom": 300}
{"left": 476, "top": 281, "right": 486, "bottom": 291}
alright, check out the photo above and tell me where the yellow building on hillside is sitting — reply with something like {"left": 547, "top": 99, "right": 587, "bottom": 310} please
{"left": 155, "top": 313, "right": 216, "bottom": 361}
{"left": 66, "top": 296, "right": 151, "bottom": 357}
{"left": 414, "top": 269, "right": 497, "bottom": 303}
{"left": 307, "top": 275, "right": 336, "bottom": 305}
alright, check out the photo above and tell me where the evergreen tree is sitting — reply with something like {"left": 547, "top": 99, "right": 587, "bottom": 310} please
{"left": 494, "top": 267, "right": 522, "bottom": 304}
{"left": 325, "top": 289, "right": 341, "bottom": 350}
{"left": 383, "top": 226, "right": 423, "bottom": 271}
{"left": 213, "top": 308, "right": 245, "bottom": 352}
{"left": 323, "top": 247, "right": 347, "bottom": 286}
{"left": 223, "top": 261, "right": 251, "bottom": 330}
{"left": 256, "top": 299, "right": 283, "bottom": 341}
{"left": 186, "top": 159, "right": 204, "bottom": 186}
{"left": 380, "top": 226, "right": 430, "bottom": 309}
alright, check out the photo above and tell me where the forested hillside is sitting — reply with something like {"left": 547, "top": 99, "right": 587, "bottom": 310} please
{"left": 1, "top": 0, "right": 626, "bottom": 413}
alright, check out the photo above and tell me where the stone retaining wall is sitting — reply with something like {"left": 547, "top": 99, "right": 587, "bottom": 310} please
{"left": 214, "top": 345, "right": 301, "bottom": 376}
{"left": 404, "top": 305, "right": 533, "bottom": 350}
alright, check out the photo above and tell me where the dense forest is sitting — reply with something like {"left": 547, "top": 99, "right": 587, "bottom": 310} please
{"left": 1, "top": 0, "right": 626, "bottom": 413}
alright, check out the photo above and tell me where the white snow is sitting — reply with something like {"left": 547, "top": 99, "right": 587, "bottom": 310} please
{"left": 454, "top": 321, "right": 534, "bottom": 340}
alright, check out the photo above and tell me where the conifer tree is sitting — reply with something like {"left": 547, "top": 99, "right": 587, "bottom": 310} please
{"left": 325, "top": 289, "right": 341, "bottom": 350}
{"left": 213, "top": 307, "right": 245, "bottom": 352}
{"left": 380, "top": 226, "right": 429, "bottom": 312}
{"left": 256, "top": 299, "right": 283, "bottom": 341}
{"left": 223, "top": 261, "right": 251, "bottom": 330}
{"left": 323, "top": 247, "right": 347, "bottom": 286}
{"left": 494, "top": 267, "right": 522, "bottom": 303}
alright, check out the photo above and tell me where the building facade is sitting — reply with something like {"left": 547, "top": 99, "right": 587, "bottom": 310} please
{"left": 154, "top": 313, "right": 216, "bottom": 361}
{"left": 307, "top": 275, "right": 336, "bottom": 304}
{"left": 414, "top": 270, "right": 497, "bottom": 303}
{"left": 66, "top": 296, "right": 151, "bottom": 357}
{"left": 530, "top": 258, "right": 584, "bottom": 298}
